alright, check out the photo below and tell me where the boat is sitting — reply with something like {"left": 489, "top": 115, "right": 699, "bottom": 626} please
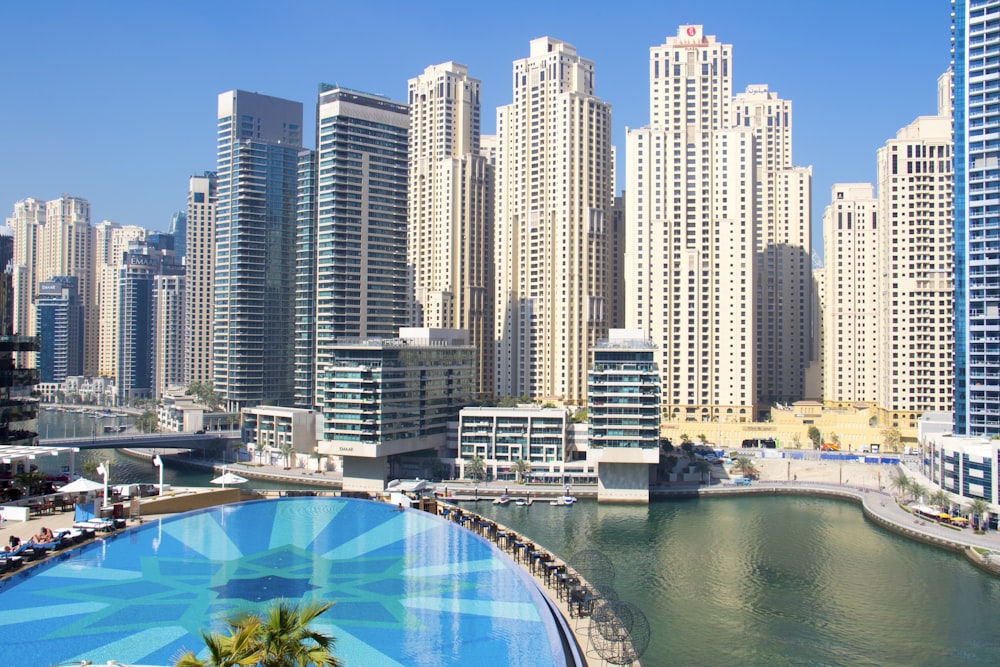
{"left": 514, "top": 496, "right": 534, "bottom": 506}
{"left": 549, "top": 495, "right": 577, "bottom": 506}
{"left": 493, "top": 495, "right": 511, "bottom": 505}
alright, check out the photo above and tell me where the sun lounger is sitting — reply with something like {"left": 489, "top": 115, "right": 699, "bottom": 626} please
{"left": 74, "top": 518, "right": 115, "bottom": 532}
{"left": 0, "top": 556, "right": 23, "bottom": 574}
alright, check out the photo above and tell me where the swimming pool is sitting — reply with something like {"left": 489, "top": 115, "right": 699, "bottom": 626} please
{"left": 0, "top": 498, "right": 569, "bottom": 666}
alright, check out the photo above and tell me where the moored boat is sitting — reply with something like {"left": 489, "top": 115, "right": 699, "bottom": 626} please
{"left": 549, "top": 495, "right": 576, "bottom": 506}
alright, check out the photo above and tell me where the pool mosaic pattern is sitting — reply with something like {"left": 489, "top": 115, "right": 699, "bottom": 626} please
{"left": 0, "top": 498, "right": 565, "bottom": 666}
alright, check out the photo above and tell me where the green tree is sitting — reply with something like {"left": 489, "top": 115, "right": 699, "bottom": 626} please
{"left": 693, "top": 459, "right": 712, "bottom": 485}
{"left": 807, "top": 426, "right": 822, "bottom": 449}
{"left": 570, "top": 409, "right": 588, "bottom": 424}
{"left": 792, "top": 433, "right": 802, "bottom": 449}
{"left": 881, "top": 427, "right": 902, "bottom": 453}
{"left": 733, "top": 457, "right": 759, "bottom": 479}
{"left": 174, "top": 599, "right": 340, "bottom": 667}
{"left": 697, "top": 434, "right": 708, "bottom": 445}
{"left": 888, "top": 468, "right": 910, "bottom": 497}
{"left": 830, "top": 433, "right": 840, "bottom": 445}
{"left": 967, "top": 498, "right": 991, "bottom": 531}
{"left": 82, "top": 460, "right": 99, "bottom": 477}
{"left": 254, "top": 441, "right": 267, "bottom": 465}
{"left": 930, "top": 488, "right": 951, "bottom": 512}
{"left": 310, "top": 451, "right": 327, "bottom": 473}
{"left": 512, "top": 458, "right": 531, "bottom": 484}
{"left": 136, "top": 409, "right": 159, "bottom": 433}
{"left": 907, "top": 480, "right": 928, "bottom": 503}
{"left": 465, "top": 456, "right": 485, "bottom": 481}
{"left": 279, "top": 441, "right": 295, "bottom": 470}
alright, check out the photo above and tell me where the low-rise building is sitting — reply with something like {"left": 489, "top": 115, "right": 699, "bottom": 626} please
{"left": 243, "top": 405, "right": 319, "bottom": 469}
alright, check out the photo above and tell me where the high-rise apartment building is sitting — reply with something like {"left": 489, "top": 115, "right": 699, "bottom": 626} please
{"left": 34, "top": 275, "right": 83, "bottom": 382}
{"left": 41, "top": 196, "right": 95, "bottom": 374}
{"left": 153, "top": 272, "right": 185, "bottom": 398}
{"left": 494, "top": 37, "right": 613, "bottom": 404}
{"left": 293, "top": 150, "right": 316, "bottom": 408}
{"left": 215, "top": 91, "right": 302, "bottom": 411}
{"left": 953, "top": 0, "right": 1000, "bottom": 435}
{"left": 875, "top": 77, "right": 954, "bottom": 431}
{"left": 626, "top": 26, "right": 758, "bottom": 423}
{"left": 95, "top": 220, "right": 146, "bottom": 378}
{"left": 169, "top": 211, "right": 187, "bottom": 263}
{"left": 308, "top": 86, "right": 409, "bottom": 408}
{"left": 184, "top": 172, "right": 217, "bottom": 388}
{"left": 5, "top": 198, "right": 45, "bottom": 351}
{"left": 408, "top": 62, "right": 494, "bottom": 399}
{"left": 118, "top": 243, "right": 156, "bottom": 402}
{"left": 822, "top": 184, "right": 879, "bottom": 405}
{"left": 732, "top": 85, "right": 812, "bottom": 410}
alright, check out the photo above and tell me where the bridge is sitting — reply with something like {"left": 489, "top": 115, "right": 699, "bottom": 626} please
{"left": 38, "top": 432, "right": 238, "bottom": 451}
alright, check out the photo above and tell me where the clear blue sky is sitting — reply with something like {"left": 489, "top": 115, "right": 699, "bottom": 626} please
{"left": 0, "top": 0, "right": 949, "bottom": 255}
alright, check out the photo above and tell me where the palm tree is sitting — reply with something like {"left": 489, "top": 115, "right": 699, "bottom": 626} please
{"left": 967, "top": 498, "right": 991, "bottom": 531}
{"left": 311, "top": 450, "right": 327, "bottom": 473}
{"left": 930, "top": 488, "right": 951, "bottom": 512}
{"left": 174, "top": 599, "right": 340, "bottom": 667}
{"left": 136, "top": 409, "right": 159, "bottom": 433}
{"left": 279, "top": 441, "right": 295, "bottom": 470}
{"left": 888, "top": 468, "right": 910, "bottom": 497}
{"left": 907, "top": 480, "right": 928, "bottom": 503}
{"left": 881, "top": 427, "right": 902, "bottom": 453}
{"left": 733, "top": 456, "right": 758, "bottom": 479}
{"left": 693, "top": 459, "right": 712, "bottom": 485}
{"left": 512, "top": 458, "right": 531, "bottom": 484}
{"left": 696, "top": 434, "right": 708, "bottom": 446}
{"left": 254, "top": 441, "right": 266, "bottom": 465}
{"left": 807, "top": 425, "right": 822, "bottom": 449}
{"left": 465, "top": 456, "right": 485, "bottom": 482}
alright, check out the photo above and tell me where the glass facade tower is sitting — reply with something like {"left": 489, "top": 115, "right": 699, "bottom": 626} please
{"left": 953, "top": 0, "right": 1000, "bottom": 435}
{"left": 215, "top": 91, "right": 303, "bottom": 412}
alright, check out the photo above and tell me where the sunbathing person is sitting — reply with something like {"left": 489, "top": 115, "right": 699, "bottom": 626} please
{"left": 29, "top": 527, "right": 54, "bottom": 544}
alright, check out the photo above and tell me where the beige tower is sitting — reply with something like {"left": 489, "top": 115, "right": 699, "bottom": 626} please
{"left": 6, "top": 198, "right": 45, "bottom": 366}
{"left": 732, "top": 85, "right": 812, "bottom": 411}
{"left": 184, "top": 173, "right": 216, "bottom": 386}
{"left": 38, "top": 196, "right": 96, "bottom": 374}
{"left": 875, "top": 85, "right": 953, "bottom": 431}
{"left": 626, "top": 26, "right": 758, "bottom": 423}
{"left": 822, "top": 184, "right": 879, "bottom": 405}
{"left": 408, "top": 62, "right": 495, "bottom": 398}
{"left": 95, "top": 221, "right": 146, "bottom": 378}
{"left": 494, "top": 37, "right": 613, "bottom": 404}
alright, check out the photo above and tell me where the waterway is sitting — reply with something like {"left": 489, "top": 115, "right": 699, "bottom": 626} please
{"left": 35, "top": 410, "right": 1000, "bottom": 665}
{"left": 473, "top": 495, "right": 1000, "bottom": 667}
{"left": 35, "top": 408, "right": 319, "bottom": 491}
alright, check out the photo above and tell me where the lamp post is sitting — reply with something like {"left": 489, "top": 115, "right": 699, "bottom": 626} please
{"left": 97, "top": 461, "right": 109, "bottom": 509}
{"left": 153, "top": 455, "right": 164, "bottom": 493}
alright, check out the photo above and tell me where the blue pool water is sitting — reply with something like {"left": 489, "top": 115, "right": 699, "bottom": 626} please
{"left": 0, "top": 498, "right": 566, "bottom": 667}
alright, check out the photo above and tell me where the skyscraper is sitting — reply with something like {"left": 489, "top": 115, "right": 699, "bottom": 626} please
{"left": 184, "top": 172, "right": 217, "bottom": 388}
{"left": 118, "top": 243, "right": 156, "bottom": 402}
{"left": 408, "top": 62, "right": 494, "bottom": 398}
{"left": 822, "top": 184, "right": 879, "bottom": 405}
{"left": 732, "top": 85, "right": 812, "bottom": 410}
{"left": 626, "top": 26, "right": 757, "bottom": 423}
{"left": 953, "top": 0, "right": 1000, "bottom": 436}
{"left": 875, "top": 75, "right": 954, "bottom": 432}
{"left": 293, "top": 150, "right": 316, "bottom": 408}
{"left": 215, "top": 91, "right": 302, "bottom": 411}
{"left": 95, "top": 220, "right": 146, "bottom": 378}
{"left": 494, "top": 37, "right": 613, "bottom": 404}
{"left": 34, "top": 275, "right": 83, "bottom": 382}
{"left": 42, "top": 196, "right": 95, "bottom": 374}
{"left": 153, "top": 271, "right": 185, "bottom": 398}
{"left": 308, "top": 86, "right": 409, "bottom": 408}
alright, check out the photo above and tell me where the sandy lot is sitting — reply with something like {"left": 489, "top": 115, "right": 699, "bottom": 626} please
{"left": 723, "top": 456, "right": 894, "bottom": 490}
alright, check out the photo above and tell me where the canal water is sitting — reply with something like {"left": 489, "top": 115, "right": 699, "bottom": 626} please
{"left": 36, "top": 409, "right": 318, "bottom": 491}
{"left": 36, "top": 410, "right": 1000, "bottom": 665}
{"left": 473, "top": 495, "right": 1000, "bottom": 667}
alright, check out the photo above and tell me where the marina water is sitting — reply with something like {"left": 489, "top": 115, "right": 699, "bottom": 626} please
{"left": 37, "top": 410, "right": 1000, "bottom": 665}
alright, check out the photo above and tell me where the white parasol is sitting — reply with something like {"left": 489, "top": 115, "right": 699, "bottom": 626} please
{"left": 210, "top": 469, "right": 248, "bottom": 488}
{"left": 58, "top": 477, "right": 105, "bottom": 494}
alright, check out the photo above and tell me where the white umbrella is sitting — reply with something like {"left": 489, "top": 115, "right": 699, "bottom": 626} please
{"left": 210, "top": 470, "right": 248, "bottom": 488}
{"left": 58, "top": 477, "right": 105, "bottom": 493}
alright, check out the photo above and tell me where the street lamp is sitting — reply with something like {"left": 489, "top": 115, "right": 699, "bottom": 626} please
{"left": 153, "top": 455, "right": 164, "bottom": 493}
{"left": 97, "top": 461, "right": 110, "bottom": 509}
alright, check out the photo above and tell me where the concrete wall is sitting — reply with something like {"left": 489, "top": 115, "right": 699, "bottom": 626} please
{"left": 342, "top": 455, "right": 388, "bottom": 493}
{"left": 138, "top": 488, "right": 243, "bottom": 515}
{"left": 597, "top": 462, "right": 650, "bottom": 503}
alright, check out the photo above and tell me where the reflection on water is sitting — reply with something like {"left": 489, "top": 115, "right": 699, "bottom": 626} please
{"left": 473, "top": 495, "right": 1000, "bottom": 667}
